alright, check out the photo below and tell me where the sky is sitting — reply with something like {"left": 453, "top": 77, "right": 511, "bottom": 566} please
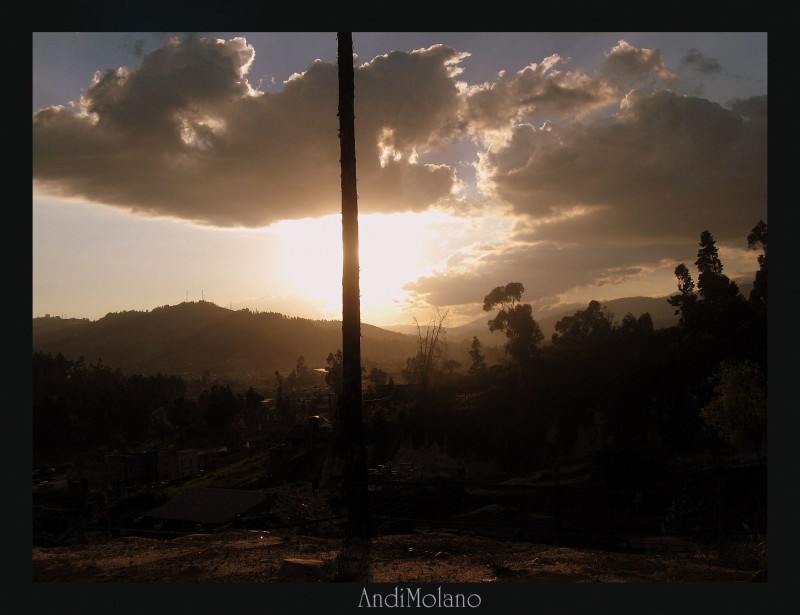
{"left": 32, "top": 32, "right": 768, "bottom": 328}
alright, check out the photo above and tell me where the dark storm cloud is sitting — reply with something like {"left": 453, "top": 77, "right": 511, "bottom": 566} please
{"left": 33, "top": 35, "right": 461, "bottom": 227}
{"left": 679, "top": 48, "right": 724, "bottom": 75}
{"left": 478, "top": 89, "right": 767, "bottom": 246}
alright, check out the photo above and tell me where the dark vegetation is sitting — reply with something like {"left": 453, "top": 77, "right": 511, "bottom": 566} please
{"left": 32, "top": 223, "right": 767, "bottom": 576}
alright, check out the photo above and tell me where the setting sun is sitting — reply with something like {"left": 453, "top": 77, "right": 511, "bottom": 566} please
{"left": 271, "top": 211, "right": 450, "bottom": 324}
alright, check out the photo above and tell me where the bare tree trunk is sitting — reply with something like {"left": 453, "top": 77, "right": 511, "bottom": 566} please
{"left": 337, "top": 32, "right": 369, "bottom": 540}
{"left": 413, "top": 309, "right": 448, "bottom": 390}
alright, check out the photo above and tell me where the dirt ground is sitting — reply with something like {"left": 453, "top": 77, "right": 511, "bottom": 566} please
{"left": 32, "top": 452, "right": 767, "bottom": 589}
{"left": 32, "top": 527, "right": 764, "bottom": 583}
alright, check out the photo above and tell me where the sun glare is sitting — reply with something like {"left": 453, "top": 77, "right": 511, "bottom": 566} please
{"left": 271, "top": 216, "right": 342, "bottom": 317}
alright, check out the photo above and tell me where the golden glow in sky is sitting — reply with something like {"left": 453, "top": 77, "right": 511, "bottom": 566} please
{"left": 272, "top": 212, "right": 452, "bottom": 325}
{"left": 32, "top": 33, "right": 767, "bottom": 327}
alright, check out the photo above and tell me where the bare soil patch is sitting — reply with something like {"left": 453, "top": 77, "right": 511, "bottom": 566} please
{"left": 32, "top": 528, "right": 762, "bottom": 583}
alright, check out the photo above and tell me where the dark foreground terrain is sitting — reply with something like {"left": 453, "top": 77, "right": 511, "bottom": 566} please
{"left": 33, "top": 526, "right": 764, "bottom": 583}
{"left": 33, "top": 464, "right": 766, "bottom": 585}
{"left": 32, "top": 451, "right": 767, "bottom": 584}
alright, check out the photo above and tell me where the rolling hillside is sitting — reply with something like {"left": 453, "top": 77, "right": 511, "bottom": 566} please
{"left": 32, "top": 283, "right": 753, "bottom": 380}
{"left": 32, "top": 301, "right": 419, "bottom": 379}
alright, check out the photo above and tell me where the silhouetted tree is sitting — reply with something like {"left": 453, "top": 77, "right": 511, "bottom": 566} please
{"left": 483, "top": 282, "right": 525, "bottom": 312}
{"left": 747, "top": 220, "right": 768, "bottom": 307}
{"left": 364, "top": 366, "right": 387, "bottom": 399}
{"left": 467, "top": 336, "right": 486, "bottom": 372}
{"left": 404, "top": 309, "right": 448, "bottom": 388}
{"left": 201, "top": 383, "right": 241, "bottom": 439}
{"left": 668, "top": 263, "right": 698, "bottom": 325}
{"left": 367, "top": 367, "right": 388, "bottom": 387}
{"left": 168, "top": 396, "right": 201, "bottom": 447}
{"left": 636, "top": 312, "right": 654, "bottom": 335}
{"left": 694, "top": 230, "right": 741, "bottom": 310}
{"left": 288, "top": 354, "right": 310, "bottom": 387}
{"left": 552, "top": 300, "right": 614, "bottom": 346}
{"left": 483, "top": 282, "right": 543, "bottom": 363}
{"left": 617, "top": 311, "right": 654, "bottom": 338}
{"left": 700, "top": 358, "right": 767, "bottom": 461}
{"left": 668, "top": 230, "right": 741, "bottom": 331}
{"left": 325, "top": 349, "right": 344, "bottom": 400}
{"left": 33, "top": 352, "right": 190, "bottom": 454}
{"left": 273, "top": 371, "right": 293, "bottom": 423}
{"left": 619, "top": 312, "right": 638, "bottom": 336}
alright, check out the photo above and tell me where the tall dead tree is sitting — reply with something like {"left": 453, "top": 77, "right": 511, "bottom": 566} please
{"left": 337, "top": 32, "right": 369, "bottom": 538}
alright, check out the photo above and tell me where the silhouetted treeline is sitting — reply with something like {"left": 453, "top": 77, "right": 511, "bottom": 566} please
{"left": 33, "top": 353, "right": 184, "bottom": 456}
{"left": 31, "top": 352, "right": 301, "bottom": 457}
{"left": 34, "top": 224, "right": 767, "bottom": 486}
{"left": 390, "top": 224, "right": 767, "bottom": 486}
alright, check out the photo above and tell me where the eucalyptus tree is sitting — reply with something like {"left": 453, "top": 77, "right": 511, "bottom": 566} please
{"left": 483, "top": 282, "right": 543, "bottom": 364}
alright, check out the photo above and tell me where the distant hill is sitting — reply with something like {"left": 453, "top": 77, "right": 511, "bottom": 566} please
{"left": 32, "top": 283, "right": 754, "bottom": 380}
{"left": 386, "top": 295, "right": 682, "bottom": 345}
{"left": 32, "top": 301, "right": 418, "bottom": 379}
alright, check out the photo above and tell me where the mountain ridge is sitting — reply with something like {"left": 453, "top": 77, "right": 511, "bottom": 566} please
{"left": 32, "top": 284, "right": 752, "bottom": 380}
{"left": 32, "top": 301, "right": 419, "bottom": 379}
